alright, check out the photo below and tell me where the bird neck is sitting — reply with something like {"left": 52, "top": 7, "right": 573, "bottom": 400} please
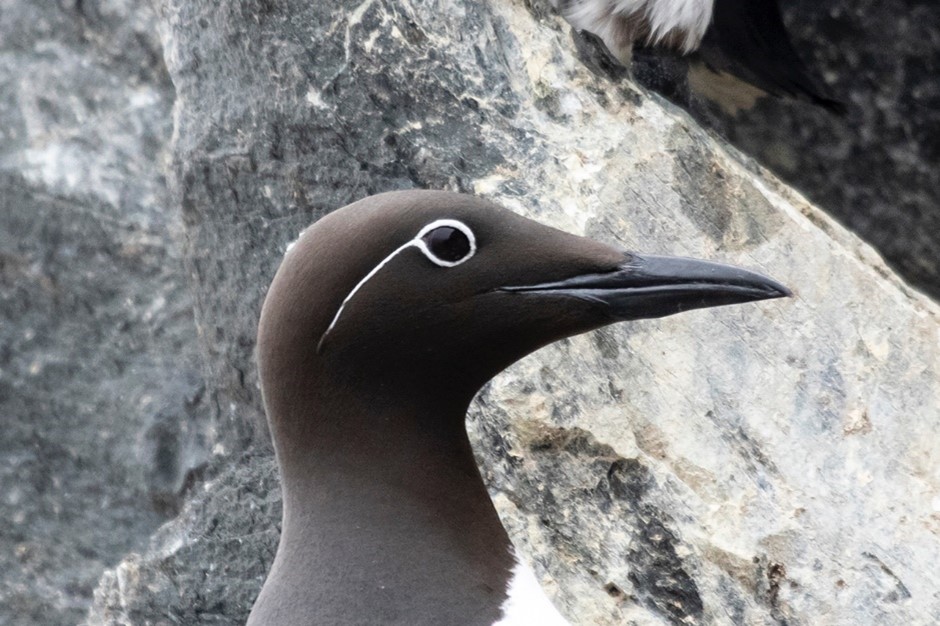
{"left": 251, "top": 388, "right": 515, "bottom": 626}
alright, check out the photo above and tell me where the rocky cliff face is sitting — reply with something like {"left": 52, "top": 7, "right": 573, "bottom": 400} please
{"left": 700, "top": 0, "right": 940, "bottom": 303}
{"left": 1, "top": 0, "right": 937, "bottom": 624}
{"left": 590, "top": 0, "right": 940, "bottom": 301}
{"left": 0, "top": 2, "right": 210, "bottom": 624}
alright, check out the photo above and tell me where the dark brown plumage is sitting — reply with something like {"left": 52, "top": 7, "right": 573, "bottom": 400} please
{"left": 249, "top": 190, "right": 789, "bottom": 625}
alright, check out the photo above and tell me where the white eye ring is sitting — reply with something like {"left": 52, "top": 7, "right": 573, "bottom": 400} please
{"left": 413, "top": 219, "right": 477, "bottom": 267}
{"left": 318, "top": 218, "right": 477, "bottom": 351}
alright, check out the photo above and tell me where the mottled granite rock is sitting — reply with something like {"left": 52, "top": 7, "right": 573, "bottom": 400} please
{"left": 0, "top": 1, "right": 210, "bottom": 623}
{"left": 88, "top": 0, "right": 939, "bottom": 624}
{"left": 629, "top": 0, "right": 940, "bottom": 301}
{"left": 88, "top": 453, "right": 280, "bottom": 626}
{"left": 737, "top": 0, "right": 940, "bottom": 302}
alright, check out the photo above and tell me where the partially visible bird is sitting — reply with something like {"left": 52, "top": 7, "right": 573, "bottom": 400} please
{"left": 248, "top": 190, "right": 790, "bottom": 625}
{"left": 550, "top": 0, "right": 845, "bottom": 112}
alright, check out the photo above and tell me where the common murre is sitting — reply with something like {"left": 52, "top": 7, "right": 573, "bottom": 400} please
{"left": 247, "top": 190, "right": 789, "bottom": 625}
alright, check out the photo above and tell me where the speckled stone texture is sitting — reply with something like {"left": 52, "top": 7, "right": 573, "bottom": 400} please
{"left": 732, "top": 1, "right": 940, "bottom": 302}
{"left": 633, "top": 0, "right": 940, "bottom": 302}
{"left": 85, "top": 1, "right": 939, "bottom": 625}
{"left": 0, "top": 1, "right": 210, "bottom": 623}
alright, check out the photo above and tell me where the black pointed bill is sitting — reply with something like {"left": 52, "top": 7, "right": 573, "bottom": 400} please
{"left": 499, "top": 254, "right": 791, "bottom": 321}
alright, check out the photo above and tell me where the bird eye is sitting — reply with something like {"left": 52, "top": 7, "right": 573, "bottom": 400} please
{"left": 416, "top": 220, "right": 476, "bottom": 267}
{"left": 423, "top": 227, "right": 471, "bottom": 262}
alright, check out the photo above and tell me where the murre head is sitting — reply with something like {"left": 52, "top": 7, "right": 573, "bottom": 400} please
{"left": 251, "top": 189, "right": 789, "bottom": 626}
{"left": 258, "top": 189, "right": 788, "bottom": 440}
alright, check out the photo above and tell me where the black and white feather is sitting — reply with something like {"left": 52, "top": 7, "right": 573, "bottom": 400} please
{"left": 551, "top": 0, "right": 714, "bottom": 62}
{"left": 552, "top": 0, "right": 843, "bottom": 112}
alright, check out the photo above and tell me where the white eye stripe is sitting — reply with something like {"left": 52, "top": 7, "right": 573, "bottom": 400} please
{"left": 317, "top": 219, "right": 476, "bottom": 352}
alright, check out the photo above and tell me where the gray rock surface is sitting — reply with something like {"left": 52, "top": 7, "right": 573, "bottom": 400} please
{"left": 86, "top": 0, "right": 940, "bottom": 624}
{"left": 89, "top": 452, "right": 280, "bottom": 626}
{"left": 633, "top": 0, "right": 940, "bottom": 301}
{"left": 0, "top": 1, "right": 210, "bottom": 623}
{"left": 744, "top": 0, "right": 940, "bottom": 302}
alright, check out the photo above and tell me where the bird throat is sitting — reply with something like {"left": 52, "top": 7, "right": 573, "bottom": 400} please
{"left": 251, "top": 390, "right": 516, "bottom": 626}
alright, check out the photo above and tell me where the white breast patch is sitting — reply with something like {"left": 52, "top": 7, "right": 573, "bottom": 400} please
{"left": 493, "top": 557, "right": 570, "bottom": 626}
